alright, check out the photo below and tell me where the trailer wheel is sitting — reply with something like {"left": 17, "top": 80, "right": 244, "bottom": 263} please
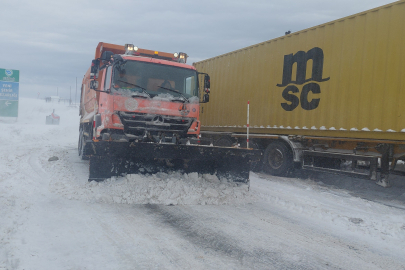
{"left": 263, "top": 141, "right": 293, "bottom": 176}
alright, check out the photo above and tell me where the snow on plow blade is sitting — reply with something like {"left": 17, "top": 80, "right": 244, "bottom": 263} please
{"left": 84, "top": 141, "right": 261, "bottom": 183}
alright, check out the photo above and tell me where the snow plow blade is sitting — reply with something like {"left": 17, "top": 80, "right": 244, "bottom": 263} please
{"left": 84, "top": 141, "right": 261, "bottom": 183}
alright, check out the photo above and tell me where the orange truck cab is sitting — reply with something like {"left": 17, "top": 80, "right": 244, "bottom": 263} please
{"left": 79, "top": 42, "right": 210, "bottom": 148}
{"left": 78, "top": 42, "right": 257, "bottom": 183}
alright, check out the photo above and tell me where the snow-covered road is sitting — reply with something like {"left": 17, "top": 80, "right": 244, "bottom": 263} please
{"left": 1, "top": 98, "right": 405, "bottom": 269}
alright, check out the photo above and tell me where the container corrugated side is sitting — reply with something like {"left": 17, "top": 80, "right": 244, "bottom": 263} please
{"left": 194, "top": 0, "right": 405, "bottom": 141}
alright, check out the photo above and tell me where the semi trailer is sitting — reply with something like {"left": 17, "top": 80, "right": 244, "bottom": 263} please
{"left": 194, "top": 0, "right": 405, "bottom": 187}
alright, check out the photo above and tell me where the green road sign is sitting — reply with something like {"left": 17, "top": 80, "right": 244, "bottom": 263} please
{"left": 0, "top": 68, "right": 19, "bottom": 117}
{"left": 0, "top": 69, "right": 19, "bottom": 82}
{"left": 0, "top": 100, "right": 18, "bottom": 117}
{"left": 0, "top": 69, "right": 19, "bottom": 83}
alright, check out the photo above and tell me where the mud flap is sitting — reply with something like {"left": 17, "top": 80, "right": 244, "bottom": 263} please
{"left": 85, "top": 141, "right": 261, "bottom": 183}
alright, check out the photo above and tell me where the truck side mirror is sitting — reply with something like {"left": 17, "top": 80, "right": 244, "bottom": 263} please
{"left": 197, "top": 72, "right": 211, "bottom": 103}
{"left": 204, "top": 74, "right": 210, "bottom": 90}
{"left": 90, "top": 59, "right": 100, "bottom": 79}
{"left": 202, "top": 74, "right": 210, "bottom": 103}
{"left": 101, "top": 51, "right": 114, "bottom": 62}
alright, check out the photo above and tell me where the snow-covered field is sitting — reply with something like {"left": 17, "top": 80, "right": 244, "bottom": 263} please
{"left": 1, "top": 98, "right": 405, "bottom": 269}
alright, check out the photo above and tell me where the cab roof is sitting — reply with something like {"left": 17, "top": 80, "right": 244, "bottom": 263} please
{"left": 95, "top": 42, "right": 194, "bottom": 70}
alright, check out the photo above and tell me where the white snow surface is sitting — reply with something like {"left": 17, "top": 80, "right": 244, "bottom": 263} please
{"left": 1, "top": 98, "right": 405, "bottom": 269}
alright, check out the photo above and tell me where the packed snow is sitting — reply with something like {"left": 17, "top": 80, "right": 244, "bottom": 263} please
{"left": 49, "top": 167, "right": 252, "bottom": 206}
{"left": 1, "top": 98, "right": 405, "bottom": 269}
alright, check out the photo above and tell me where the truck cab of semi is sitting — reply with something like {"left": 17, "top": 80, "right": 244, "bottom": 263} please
{"left": 79, "top": 42, "right": 257, "bottom": 183}
{"left": 79, "top": 43, "right": 210, "bottom": 150}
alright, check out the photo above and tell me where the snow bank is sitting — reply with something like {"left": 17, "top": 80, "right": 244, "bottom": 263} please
{"left": 47, "top": 149, "right": 253, "bottom": 206}
{"left": 93, "top": 173, "right": 249, "bottom": 205}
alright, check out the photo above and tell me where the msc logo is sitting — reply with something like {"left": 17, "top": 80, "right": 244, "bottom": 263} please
{"left": 276, "top": 47, "right": 330, "bottom": 111}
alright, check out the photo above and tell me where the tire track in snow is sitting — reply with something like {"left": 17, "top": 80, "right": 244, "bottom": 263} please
{"left": 142, "top": 202, "right": 405, "bottom": 270}
{"left": 0, "top": 145, "right": 71, "bottom": 270}
{"left": 143, "top": 204, "right": 312, "bottom": 270}
{"left": 248, "top": 174, "right": 405, "bottom": 269}
{"left": 0, "top": 146, "right": 44, "bottom": 270}
{"left": 87, "top": 205, "right": 208, "bottom": 270}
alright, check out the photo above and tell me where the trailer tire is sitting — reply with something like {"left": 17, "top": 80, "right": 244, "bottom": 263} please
{"left": 263, "top": 141, "right": 293, "bottom": 176}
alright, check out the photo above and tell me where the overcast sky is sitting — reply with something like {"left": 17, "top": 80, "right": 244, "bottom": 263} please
{"left": 0, "top": 0, "right": 395, "bottom": 100}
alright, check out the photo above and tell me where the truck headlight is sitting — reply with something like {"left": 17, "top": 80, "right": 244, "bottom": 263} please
{"left": 125, "top": 44, "right": 138, "bottom": 55}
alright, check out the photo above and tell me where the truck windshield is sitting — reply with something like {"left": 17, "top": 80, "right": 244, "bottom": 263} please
{"left": 111, "top": 60, "right": 198, "bottom": 100}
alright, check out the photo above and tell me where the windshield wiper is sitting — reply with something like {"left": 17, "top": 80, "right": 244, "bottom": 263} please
{"left": 157, "top": 86, "right": 189, "bottom": 102}
{"left": 117, "top": 80, "right": 151, "bottom": 98}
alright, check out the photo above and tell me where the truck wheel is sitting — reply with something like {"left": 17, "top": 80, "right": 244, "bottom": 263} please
{"left": 78, "top": 130, "right": 83, "bottom": 156}
{"left": 263, "top": 141, "right": 293, "bottom": 176}
{"left": 78, "top": 130, "right": 89, "bottom": 160}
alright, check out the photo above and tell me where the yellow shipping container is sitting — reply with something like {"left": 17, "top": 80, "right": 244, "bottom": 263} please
{"left": 195, "top": 0, "right": 405, "bottom": 141}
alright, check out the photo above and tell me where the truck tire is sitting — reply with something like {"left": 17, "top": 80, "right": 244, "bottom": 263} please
{"left": 263, "top": 141, "right": 293, "bottom": 176}
{"left": 78, "top": 130, "right": 89, "bottom": 160}
{"left": 78, "top": 130, "right": 83, "bottom": 156}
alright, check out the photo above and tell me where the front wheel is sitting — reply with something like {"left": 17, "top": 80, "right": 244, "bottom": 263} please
{"left": 78, "top": 129, "right": 89, "bottom": 160}
{"left": 263, "top": 141, "right": 293, "bottom": 176}
{"left": 78, "top": 130, "right": 83, "bottom": 156}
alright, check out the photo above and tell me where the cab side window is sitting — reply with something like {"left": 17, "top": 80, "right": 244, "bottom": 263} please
{"left": 185, "top": 76, "right": 196, "bottom": 96}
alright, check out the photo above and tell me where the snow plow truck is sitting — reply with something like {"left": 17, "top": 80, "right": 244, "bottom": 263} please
{"left": 78, "top": 42, "right": 259, "bottom": 182}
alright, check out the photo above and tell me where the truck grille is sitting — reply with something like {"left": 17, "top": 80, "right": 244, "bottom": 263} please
{"left": 118, "top": 111, "right": 194, "bottom": 136}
